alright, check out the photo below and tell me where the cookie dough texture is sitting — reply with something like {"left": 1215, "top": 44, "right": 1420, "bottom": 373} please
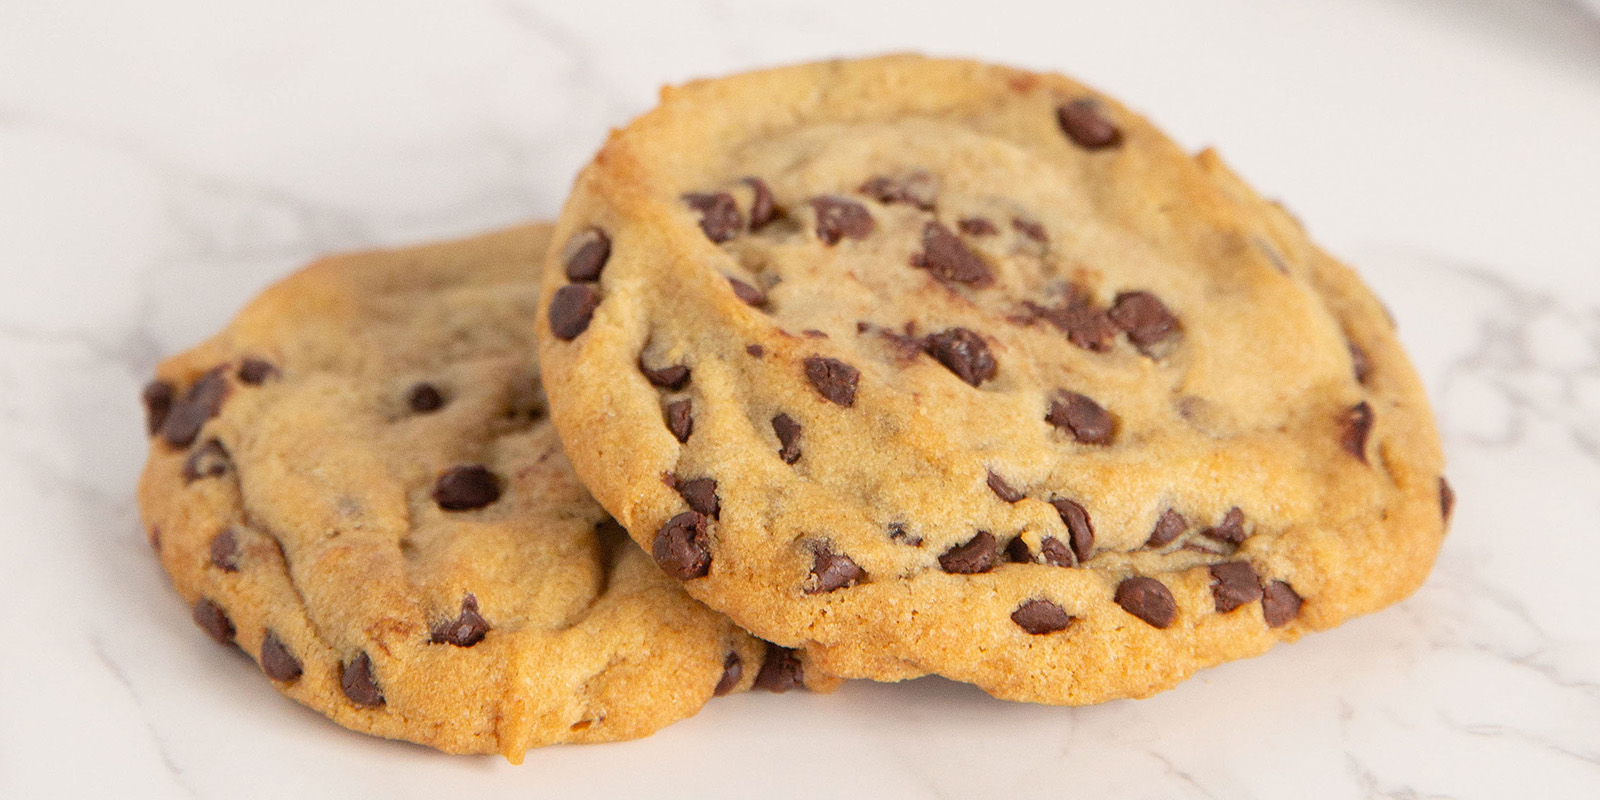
{"left": 137, "top": 225, "right": 812, "bottom": 760}
{"left": 536, "top": 56, "right": 1450, "bottom": 704}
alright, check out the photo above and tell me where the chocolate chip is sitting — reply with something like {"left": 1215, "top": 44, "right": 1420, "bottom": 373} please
{"left": 192, "top": 598, "right": 235, "bottom": 645}
{"left": 754, "top": 643, "right": 803, "bottom": 692}
{"left": 676, "top": 477, "right": 720, "bottom": 519}
{"left": 1440, "top": 476, "right": 1455, "bottom": 519}
{"left": 1024, "top": 295, "right": 1117, "bottom": 352}
{"left": 1203, "top": 507, "right": 1247, "bottom": 545}
{"left": 806, "top": 544, "right": 866, "bottom": 593}
{"left": 1349, "top": 340, "right": 1372, "bottom": 385}
{"left": 160, "top": 367, "right": 230, "bottom": 448}
{"left": 684, "top": 192, "right": 744, "bottom": 243}
{"left": 1109, "top": 291, "right": 1179, "bottom": 353}
{"left": 563, "top": 228, "right": 611, "bottom": 282}
{"left": 958, "top": 217, "right": 997, "bottom": 236}
{"left": 182, "top": 438, "right": 230, "bottom": 483}
{"left": 1012, "top": 218, "right": 1048, "bottom": 243}
{"left": 237, "top": 358, "right": 278, "bottom": 385}
{"left": 432, "top": 465, "right": 502, "bottom": 511}
{"left": 987, "top": 470, "right": 1024, "bottom": 503}
{"left": 1114, "top": 576, "right": 1177, "bottom": 628}
{"left": 665, "top": 399, "right": 694, "bottom": 443}
{"left": 653, "top": 511, "right": 710, "bottom": 580}
{"left": 1049, "top": 498, "right": 1094, "bottom": 564}
{"left": 923, "top": 328, "right": 997, "bottom": 387}
{"left": 1146, "top": 509, "right": 1186, "bottom": 548}
{"left": 858, "top": 171, "right": 937, "bottom": 210}
{"left": 1011, "top": 598, "right": 1074, "bottom": 635}
{"left": 802, "top": 329, "right": 827, "bottom": 339}
{"left": 1262, "top": 580, "right": 1302, "bottom": 628}
{"left": 259, "top": 630, "right": 302, "bottom": 682}
{"left": 728, "top": 277, "right": 767, "bottom": 307}
{"left": 548, "top": 284, "right": 600, "bottom": 341}
{"left": 406, "top": 382, "right": 445, "bottom": 413}
{"left": 1210, "top": 561, "right": 1264, "bottom": 613}
{"left": 713, "top": 652, "right": 742, "bottom": 696}
{"left": 1056, "top": 99, "right": 1122, "bottom": 149}
{"left": 1341, "top": 401, "right": 1374, "bottom": 463}
{"left": 804, "top": 357, "right": 859, "bottom": 407}
{"left": 912, "top": 221, "right": 994, "bottom": 287}
{"left": 1005, "top": 536, "right": 1032, "bottom": 563}
{"left": 209, "top": 528, "right": 240, "bottom": 572}
{"left": 810, "top": 196, "right": 874, "bottom": 245}
{"left": 1039, "top": 536, "right": 1074, "bottom": 567}
{"left": 888, "top": 524, "right": 922, "bottom": 547}
{"left": 142, "top": 380, "right": 174, "bottom": 436}
{"left": 744, "top": 178, "right": 777, "bottom": 229}
{"left": 1047, "top": 392, "right": 1114, "bottom": 444}
{"left": 772, "top": 413, "right": 802, "bottom": 464}
{"left": 341, "top": 652, "right": 384, "bottom": 707}
{"left": 746, "top": 344, "right": 765, "bottom": 358}
{"left": 431, "top": 594, "right": 490, "bottom": 647}
{"left": 640, "top": 359, "right": 690, "bottom": 390}
{"left": 939, "top": 531, "right": 997, "bottom": 574}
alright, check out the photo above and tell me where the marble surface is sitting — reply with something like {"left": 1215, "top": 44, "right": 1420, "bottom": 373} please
{"left": 3, "top": 1, "right": 1599, "bottom": 797}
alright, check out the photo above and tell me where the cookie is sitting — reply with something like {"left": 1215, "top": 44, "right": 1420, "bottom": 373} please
{"left": 137, "top": 224, "right": 832, "bottom": 761}
{"left": 535, "top": 56, "right": 1451, "bottom": 704}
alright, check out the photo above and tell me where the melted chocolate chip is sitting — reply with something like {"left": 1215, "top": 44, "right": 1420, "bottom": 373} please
{"left": 958, "top": 217, "right": 997, "bottom": 236}
{"left": 676, "top": 477, "right": 720, "bottom": 519}
{"left": 713, "top": 652, "right": 742, "bottom": 696}
{"left": 804, "top": 357, "right": 859, "bottom": 407}
{"left": 923, "top": 328, "right": 997, "bottom": 387}
{"left": 1349, "top": 340, "right": 1372, "bottom": 385}
{"left": 640, "top": 360, "right": 690, "bottom": 390}
{"left": 160, "top": 367, "right": 230, "bottom": 448}
{"left": 1039, "top": 536, "right": 1074, "bottom": 567}
{"left": 259, "top": 630, "right": 302, "bottom": 682}
{"left": 1049, "top": 498, "right": 1094, "bottom": 564}
{"left": 1047, "top": 392, "right": 1114, "bottom": 444}
{"left": 754, "top": 644, "right": 804, "bottom": 693}
{"left": 1108, "top": 292, "right": 1179, "bottom": 353}
{"left": 1440, "top": 476, "right": 1455, "bottom": 519}
{"left": 1203, "top": 507, "right": 1247, "bottom": 545}
{"left": 432, "top": 465, "right": 502, "bottom": 511}
{"left": 406, "top": 382, "right": 445, "bottom": 413}
{"left": 1056, "top": 99, "right": 1122, "bottom": 149}
{"left": 182, "top": 439, "right": 231, "bottom": 483}
{"left": 858, "top": 171, "right": 937, "bottom": 210}
{"left": 744, "top": 178, "right": 777, "bottom": 229}
{"left": 193, "top": 598, "right": 235, "bottom": 644}
{"left": 810, "top": 196, "right": 874, "bottom": 245}
{"left": 341, "top": 652, "right": 385, "bottom": 707}
{"left": 939, "top": 531, "right": 997, "bottom": 574}
{"left": 1146, "top": 509, "right": 1186, "bottom": 548}
{"left": 142, "top": 380, "right": 175, "bottom": 436}
{"left": 1024, "top": 295, "right": 1117, "bottom": 352}
{"left": 728, "top": 277, "right": 767, "bottom": 307}
{"left": 1005, "top": 536, "right": 1033, "bottom": 563}
{"left": 209, "top": 528, "right": 240, "bottom": 572}
{"left": 653, "top": 511, "right": 710, "bottom": 580}
{"left": 665, "top": 399, "right": 694, "bottom": 443}
{"left": 1341, "top": 401, "right": 1374, "bottom": 463}
{"left": 987, "top": 471, "right": 1024, "bottom": 503}
{"left": 912, "top": 221, "right": 994, "bottom": 287}
{"left": 772, "top": 413, "right": 802, "bottom": 464}
{"left": 549, "top": 284, "right": 601, "bottom": 341}
{"left": 1011, "top": 598, "right": 1074, "bottom": 635}
{"left": 1114, "top": 576, "right": 1177, "bottom": 628}
{"left": 746, "top": 344, "right": 765, "bottom": 358}
{"left": 563, "top": 228, "right": 612, "bottom": 282}
{"left": 1210, "top": 561, "right": 1264, "bottom": 613}
{"left": 1262, "top": 580, "right": 1303, "bottom": 628}
{"left": 806, "top": 544, "right": 866, "bottom": 594}
{"left": 237, "top": 358, "right": 278, "bottom": 386}
{"left": 431, "top": 594, "right": 490, "bottom": 647}
{"left": 684, "top": 192, "right": 744, "bottom": 243}
{"left": 1012, "top": 218, "right": 1048, "bottom": 243}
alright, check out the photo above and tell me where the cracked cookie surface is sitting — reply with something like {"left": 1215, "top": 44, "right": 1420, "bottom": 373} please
{"left": 137, "top": 225, "right": 830, "bottom": 760}
{"left": 536, "top": 56, "right": 1451, "bottom": 704}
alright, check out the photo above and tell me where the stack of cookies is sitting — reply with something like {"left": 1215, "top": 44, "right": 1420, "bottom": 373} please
{"left": 137, "top": 55, "right": 1451, "bottom": 762}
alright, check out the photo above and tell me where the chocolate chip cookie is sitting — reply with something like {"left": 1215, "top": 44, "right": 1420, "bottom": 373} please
{"left": 137, "top": 225, "right": 831, "bottom": 760}
{"left": 536, "top": 56, "right": 1451, "bottom": 704}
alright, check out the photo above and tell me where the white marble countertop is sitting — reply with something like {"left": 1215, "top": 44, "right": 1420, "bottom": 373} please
{"left": 3, "top": 1, "right": 1598, "bottom": 797}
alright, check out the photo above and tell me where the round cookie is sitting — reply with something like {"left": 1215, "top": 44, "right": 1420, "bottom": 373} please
{"left": 536, "top": 56, "right": 1452, "bottom": 704}
{"left": 137, "top": 225, "right": 831, "bottom": 761}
